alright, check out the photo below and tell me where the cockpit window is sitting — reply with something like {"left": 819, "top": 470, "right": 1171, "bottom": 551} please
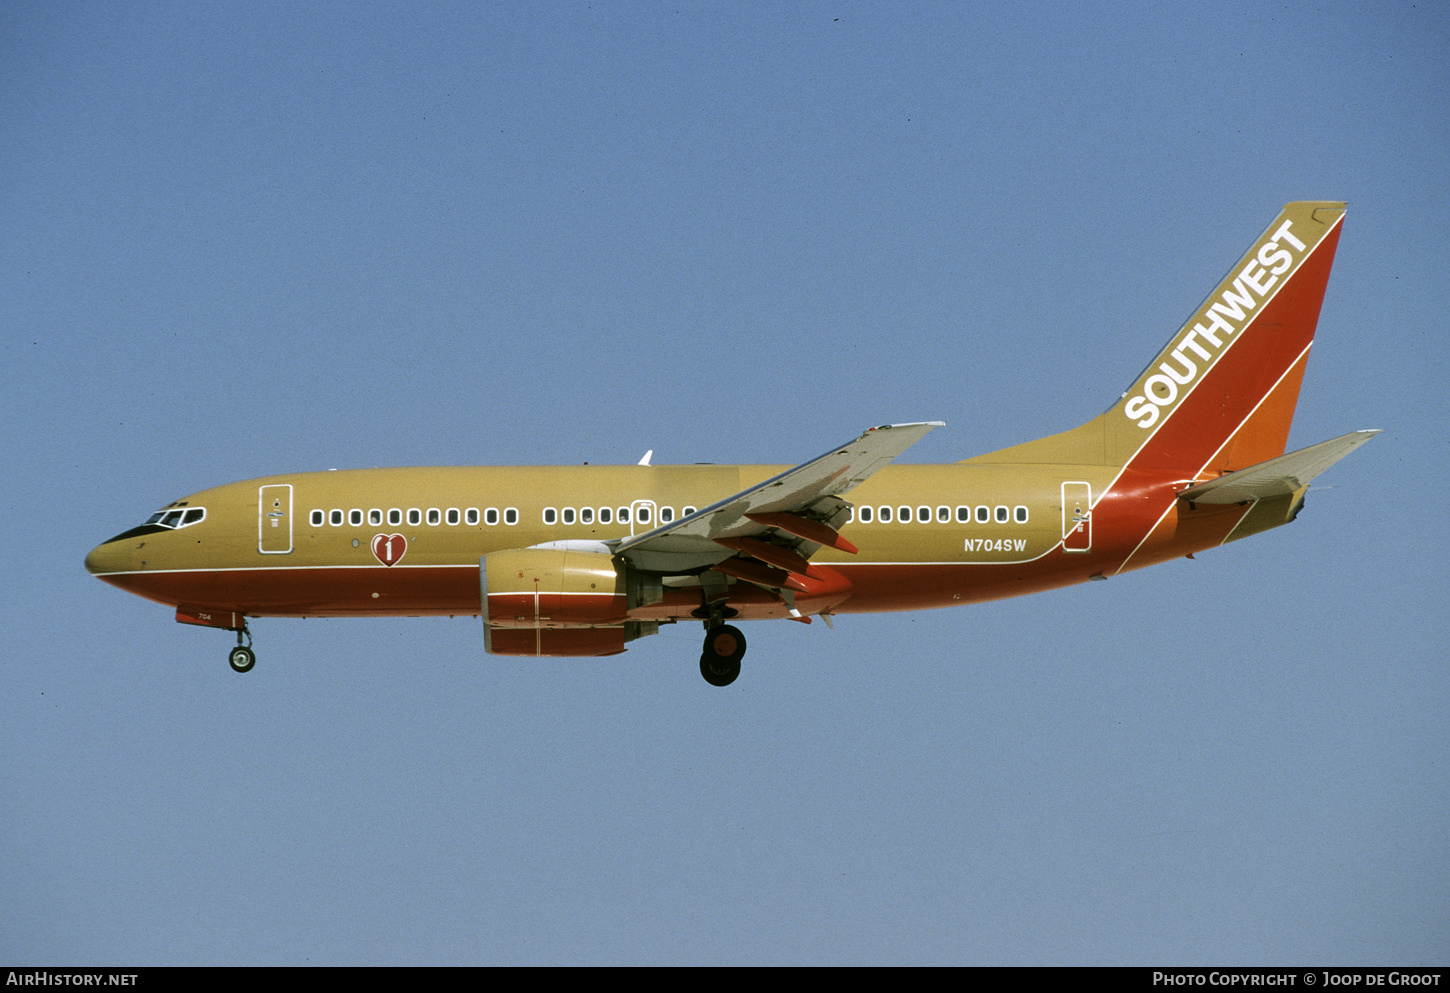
{"left": 146, "top": 507, "right": 206, "bottom": 530}
{"left": 104, "top": 505, "right": 207, "bottom": 544}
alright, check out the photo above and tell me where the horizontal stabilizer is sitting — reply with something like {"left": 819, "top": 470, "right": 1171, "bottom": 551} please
{"left": 1179, "top": 430, "right": 1380, "bottom": 504}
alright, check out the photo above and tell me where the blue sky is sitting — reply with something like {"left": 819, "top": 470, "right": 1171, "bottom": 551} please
{"left": 2, "top": 0, "right": 1446, "bottom": 965}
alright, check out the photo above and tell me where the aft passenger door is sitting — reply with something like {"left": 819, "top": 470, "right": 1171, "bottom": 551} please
{"left": 1061, "top": 482, "right": 1091, "bottom": 553}
{"left": 259, "top": 484, "right": 293, "bottom": 554}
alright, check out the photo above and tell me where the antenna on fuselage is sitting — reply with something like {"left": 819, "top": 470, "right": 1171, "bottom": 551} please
{"left": 637, "top": 450, "right": 653, "bottom": 466}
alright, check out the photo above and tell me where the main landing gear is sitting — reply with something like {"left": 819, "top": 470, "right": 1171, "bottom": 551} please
{"left": 228, "top": 622, "right": 255, "bottom": 674}
{"left": 700, "top": 622, "right": 746, "bottom": 687}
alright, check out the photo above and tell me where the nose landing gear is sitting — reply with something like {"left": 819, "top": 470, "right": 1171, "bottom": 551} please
{"left": 228, "top": 622, "right": 255, "bottom": 673}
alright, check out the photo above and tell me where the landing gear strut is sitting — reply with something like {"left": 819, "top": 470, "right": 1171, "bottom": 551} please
{"left": 700, "top": 622, "right": 746, "bottom": 687}
{"left": 228, "top": 622, "right": 255, "bottom": 673}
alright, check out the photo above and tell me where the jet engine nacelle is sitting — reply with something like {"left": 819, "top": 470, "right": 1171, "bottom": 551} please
{"left": 486, "top": 626, "right": 631, "bottom": 657}
{"left": 481, "top": 545, "right": 659, "bottom": 657}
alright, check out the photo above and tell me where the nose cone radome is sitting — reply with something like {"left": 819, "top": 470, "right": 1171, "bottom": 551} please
{"left": 85, "top": 539, "right": 134, "bottom": 580}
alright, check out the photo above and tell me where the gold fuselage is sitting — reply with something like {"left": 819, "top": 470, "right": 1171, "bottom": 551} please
{"left": 84, "top": 457, "right": 1254, "bottom": 624}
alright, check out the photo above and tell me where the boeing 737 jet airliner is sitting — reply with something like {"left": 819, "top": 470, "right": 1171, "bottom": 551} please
{"left": 87, "top": 202, "right": 1377, "bottom": 685}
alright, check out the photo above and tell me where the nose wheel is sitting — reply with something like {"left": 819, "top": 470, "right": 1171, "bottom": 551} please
{"left": 229, "top": 645, "right": 256, "bottom": 673}
{"left": 227, "top": 622, "right": 255, "bottom": 673}
{"left": 700, "top": 623, "right": 746, "bottom": 687}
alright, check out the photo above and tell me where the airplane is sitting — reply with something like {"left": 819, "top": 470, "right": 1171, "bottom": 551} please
{"left": 86, "top": 201, "right": 1378, "bottom": 686}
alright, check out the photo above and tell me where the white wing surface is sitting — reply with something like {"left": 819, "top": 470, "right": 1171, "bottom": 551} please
{"left": 612, "top": 422, "right": 943, "bottom": 574}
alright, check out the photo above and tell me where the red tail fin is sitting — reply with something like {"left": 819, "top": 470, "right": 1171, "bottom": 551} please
{"left": 969, "top": 202, "right": 1346, "bottom": 473}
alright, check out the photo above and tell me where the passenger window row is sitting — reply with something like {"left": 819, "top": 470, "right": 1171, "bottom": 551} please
{"left": 309, "top": 507, "right": 519, "bottom": 528}
{"left": 854, "top": 504, "right": 1029, "bottom": 524}
{"left": 541, "top": 505, "right": 697, "bottom": 527}
{"left": 308, "top": 502, "right": 1026, "bottom": 530}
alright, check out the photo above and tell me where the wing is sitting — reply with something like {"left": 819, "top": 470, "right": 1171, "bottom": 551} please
{"left": 1178, "top": 429, "right": 1381, "bottom": 505}
{"left": 610, "top": 421, "right": 944, "bottom": 576}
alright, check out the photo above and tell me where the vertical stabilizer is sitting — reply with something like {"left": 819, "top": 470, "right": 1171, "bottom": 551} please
{"left": 970, "top": 202, "right": 1346, "bottom": 473}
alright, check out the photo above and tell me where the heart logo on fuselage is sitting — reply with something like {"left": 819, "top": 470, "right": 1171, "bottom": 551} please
{"left": 371, "top": 533, "right": 407, "bottom": 566}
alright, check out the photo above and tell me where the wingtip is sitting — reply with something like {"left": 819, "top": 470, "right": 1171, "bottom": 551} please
{"left": 871, "top": 420, "right": 946, "bottom": 431}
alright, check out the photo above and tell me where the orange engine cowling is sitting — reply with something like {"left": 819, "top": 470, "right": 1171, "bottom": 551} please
{"left": 481, "top": 547, "right": 656, "bottom": 657}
